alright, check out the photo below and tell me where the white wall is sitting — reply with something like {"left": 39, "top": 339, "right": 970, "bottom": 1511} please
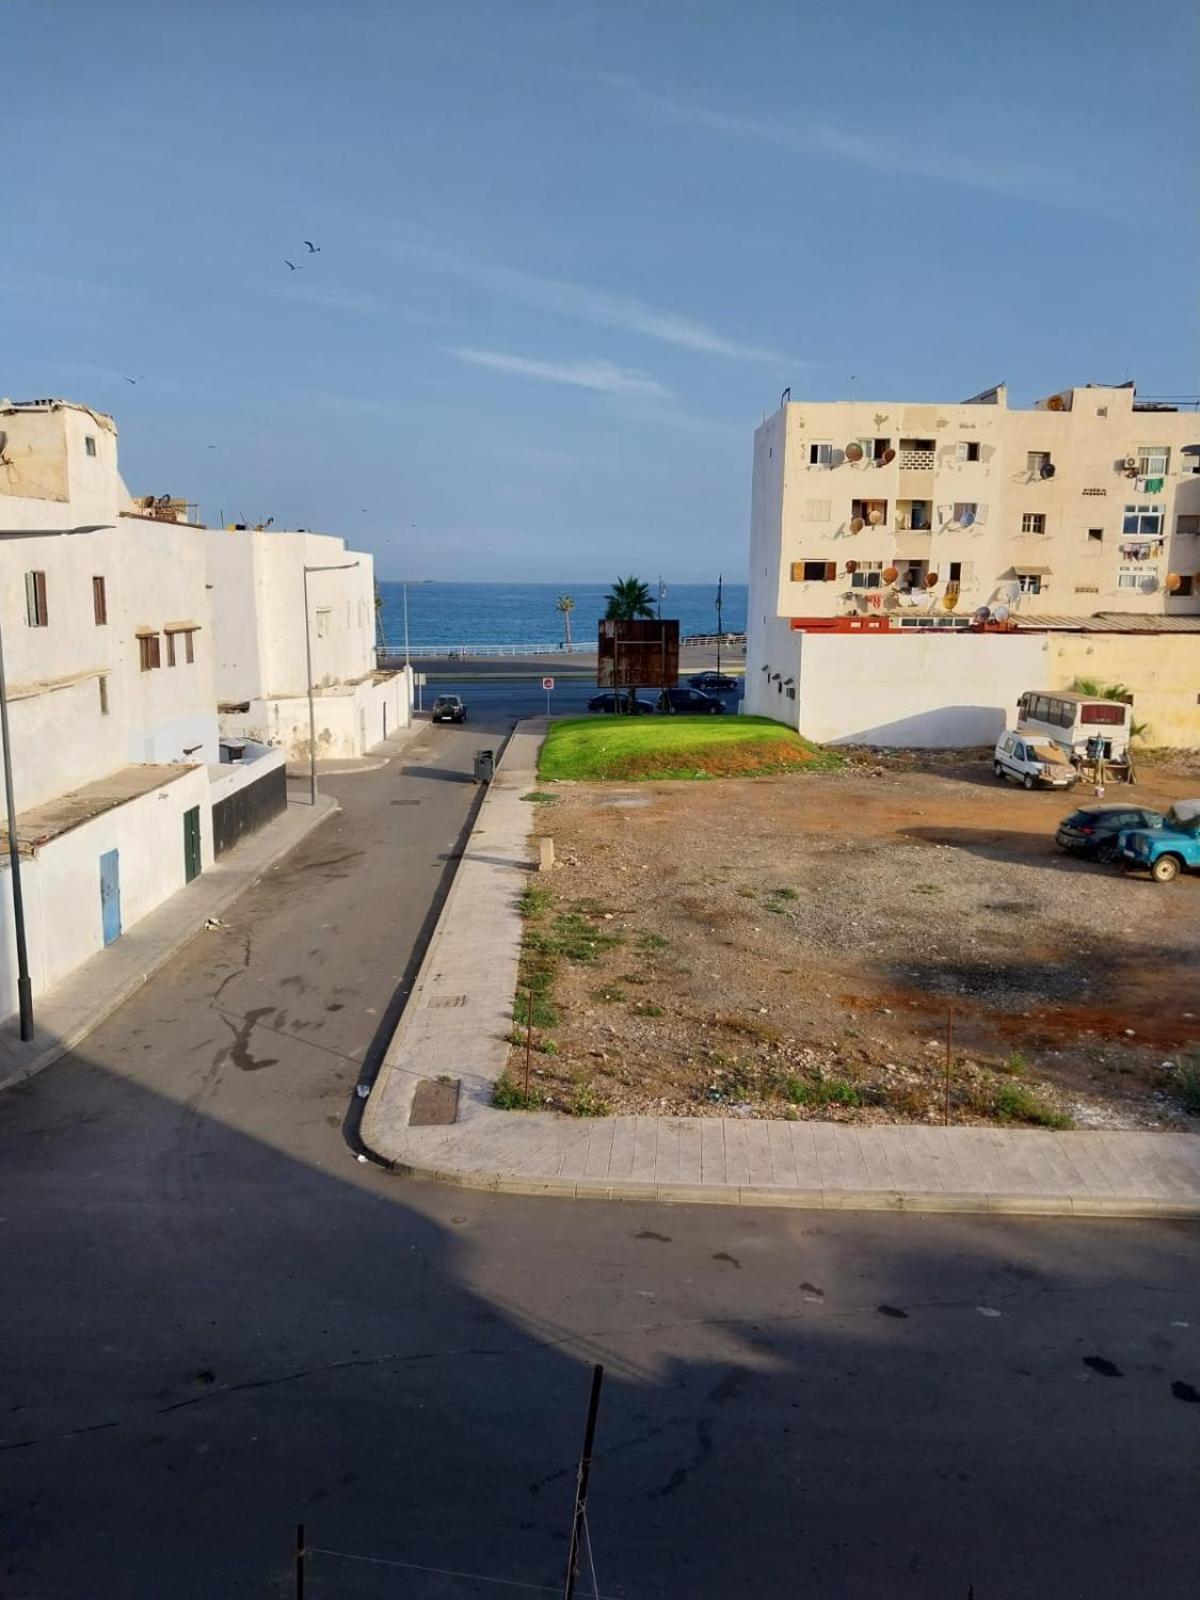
{"left": 745, "top": 409, "right": 802, "bottom": 723}
{"left": 0, "top": 765, "right": 212, "bottom": 1019}
{"left": 794, "top": 633, "right": 1047, "bottom": 746}
{"left": 207, "top": 745, "right": 287, "bottom": 805}
{"left": 219, "top": 669, "right": 410, "bottom": 760}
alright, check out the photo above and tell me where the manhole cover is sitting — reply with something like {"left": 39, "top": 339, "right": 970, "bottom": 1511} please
{"left": 410, "top": 1077, "right": 460, "bottom": 1126}
{"left": 391, "top": 799, "right": 423, "bottom": 806}
{"left": 427, "top": 994, "right": 469, "bottom": 1009}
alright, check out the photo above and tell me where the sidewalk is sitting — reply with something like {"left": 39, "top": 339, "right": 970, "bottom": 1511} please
{"left": 362, "top": 720, "right": 1200, "bottom": 1218}
{"left": 0, "top": 793, "right": 337, "bottom": 1091}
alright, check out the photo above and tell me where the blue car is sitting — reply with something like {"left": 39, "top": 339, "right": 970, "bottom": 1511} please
{"left": 1119, "top": 800, "right": 1200, "bottom": 883}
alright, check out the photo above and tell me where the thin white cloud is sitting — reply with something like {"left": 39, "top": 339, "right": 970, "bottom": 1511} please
{"left": 448, "top": 348, "right": 669, "bottom": 398}
{"left": 602, "top": 76, "right": 1112, "bottom": 215}
{"left": 391, "top": 234, "right": 783, "bottom": 364}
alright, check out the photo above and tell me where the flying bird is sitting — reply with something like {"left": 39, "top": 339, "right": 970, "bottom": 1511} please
{"left": 124, "top": 375, "right": 144, "bottom": 384}
{"left": 304, "top": 240, "right": 321, "bottom": 253}
{"left": 284, "top": 259, "right": 299, "bottom": 271}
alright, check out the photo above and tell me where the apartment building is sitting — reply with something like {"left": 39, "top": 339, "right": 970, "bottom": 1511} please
{"left": 745, "top": 382, "right": 1200, "bottom": 745}
{"left": 206, "top": 525, "right": 410, "bottom": 760}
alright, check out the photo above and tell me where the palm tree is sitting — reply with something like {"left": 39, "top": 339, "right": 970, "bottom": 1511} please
{"left": 555, "top": 593, "right": 575, "bottom": 653}
{"left": 604, "top": 575, "right": 656, "bottom": 620}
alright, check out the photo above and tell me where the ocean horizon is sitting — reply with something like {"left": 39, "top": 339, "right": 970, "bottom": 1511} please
{"left": 376, "top": 580, "right": 748, "bottom": 651}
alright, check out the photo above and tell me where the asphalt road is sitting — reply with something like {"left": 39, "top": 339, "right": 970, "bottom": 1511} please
{"left": 2, "top": 696, "right": 1199, "bottom": 1599}
{"left": 420, "top": 676, "right": 743, "bottom": 721}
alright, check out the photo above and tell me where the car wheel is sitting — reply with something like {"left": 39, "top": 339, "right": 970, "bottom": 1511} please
{"left": 993, "top": 762, "right": 1004, "bottom": 778}
{"left": 1151, "top": 855, "right": 1181, "bottom": 884}
{"left": 1097, "top": 842, "right": 1118, "bottom": 865}
{"left": 1022, "top": 774, "right": 1035, "bottom": 790}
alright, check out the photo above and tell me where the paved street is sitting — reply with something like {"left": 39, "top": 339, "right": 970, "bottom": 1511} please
{"left": 2, "top": 696, "right": 1199, "bottom": 1599}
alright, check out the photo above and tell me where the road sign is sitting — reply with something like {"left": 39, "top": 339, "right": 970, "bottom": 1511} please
{"left": 542, "top": 676, "right": 555, "bottom": 691}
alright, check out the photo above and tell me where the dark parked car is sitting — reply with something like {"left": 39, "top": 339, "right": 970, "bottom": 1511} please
{"left": 656, "top": 687, "right": 725, "bottom": 714}
{"left": 586, "top": 692, "right": 656, "bottom": 715}
{"left": 686, "top": 671, "right": 739, "bottom": 694}
{"left": 1055, "top": 803, "right": 1164, "bottom": 863}
{"left": 431, "top": 694, "right": 467, "bottom": 723}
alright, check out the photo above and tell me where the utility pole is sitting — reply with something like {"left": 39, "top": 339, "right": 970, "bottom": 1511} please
{"left": 563, "top": 1364, "right": 605, "bottom": 1600}
{"left": 715, "top": 573, "right": 724, "bottom": 681}
{"left": 0, "top": 614, "right": 34, "bottom": 1041}
{"left": 303, "top": 560, "right": 359, "bottom": 807}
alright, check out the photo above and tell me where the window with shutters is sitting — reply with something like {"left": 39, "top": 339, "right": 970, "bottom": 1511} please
{"left": 803, "top": 498, "right": 831, "bottom": 521}
{"left": 955, "top": 441, "right": 980, "bottom": 462}
{"left": 808, "top": 442, "right": 834, "bottom": 467}
{"left": 93, "top": 575, "right": 107, "bottom": 625}
{"left": 25, "top": 571, "right": 49, "bottom": 626}
{"left": 790, "top": 560, "right": 837, "bottom": 582}
{"left": 138, "top": 632, "right": 161, "bottom": 671}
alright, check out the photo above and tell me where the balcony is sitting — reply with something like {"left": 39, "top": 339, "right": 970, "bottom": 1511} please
{"left": 894, "top": 500, "right": 933, "bottom": 532}
{"left": 898, "top": 438, "right": 935, "bottom": 472}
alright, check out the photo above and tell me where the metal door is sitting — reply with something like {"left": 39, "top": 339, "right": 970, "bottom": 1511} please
{"left": 183, "top": 806, "right": 202, "bottom": 883}
{"left": 99, "top": 849, "right": 121, "bottom": 945}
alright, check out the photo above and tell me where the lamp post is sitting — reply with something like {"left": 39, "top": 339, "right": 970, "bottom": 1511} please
{"left": 0, "top": 614, "right": 33, "bottom": 1040}
{"left": 303, "top": 560, "right": 359, "bottom": 807}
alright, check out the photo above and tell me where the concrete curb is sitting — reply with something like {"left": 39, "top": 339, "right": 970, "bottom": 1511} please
{"left": 0, "top": 797, "right": 338, "bottom": 1091}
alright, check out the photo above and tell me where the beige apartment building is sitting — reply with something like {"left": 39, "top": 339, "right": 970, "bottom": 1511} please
{"left": 749, "top": 381, "right": 1200, "bottom": 628}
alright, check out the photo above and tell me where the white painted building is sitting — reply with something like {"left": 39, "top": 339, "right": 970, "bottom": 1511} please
{"left": 0, "top": 398, "right": 224, "bottom": 1020}
{"left": 746, "top": 382, "right": 1200, "bottom": 746}
{"left": 206, "top": 525, "right": 410, "bottom": 760}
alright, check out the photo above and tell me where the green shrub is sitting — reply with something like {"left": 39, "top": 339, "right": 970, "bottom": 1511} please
{"left": 784, "top": 1077, "right": 861, "bottom": 1108}
{"left": 1177, "top": 1061, "right": 1200, "bottom": 1115}
{"left": 518, "top": 884, "right": 553, "bottom": 919}
{"left": 570, "top": 1081, "right": 611, "bottom": 1117}
{"left": 992, "top": 1083, "right": 1071, "bottom": 1129}
{"left": 492, "top": 1072, "right": 546, "bottom": 1110}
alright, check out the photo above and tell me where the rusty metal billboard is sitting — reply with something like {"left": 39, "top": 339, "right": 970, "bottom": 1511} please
{"left": 597, "top": 619, "right": 679, "bottom": 688}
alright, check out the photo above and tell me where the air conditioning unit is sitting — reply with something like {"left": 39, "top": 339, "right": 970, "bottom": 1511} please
{"left": 1122, "top": 455, "right": 1138, "bottom": 475}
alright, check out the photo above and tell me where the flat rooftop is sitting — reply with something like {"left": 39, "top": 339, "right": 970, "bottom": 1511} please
{"left": 1, "top": 765, "right": 197, "bottom": 855}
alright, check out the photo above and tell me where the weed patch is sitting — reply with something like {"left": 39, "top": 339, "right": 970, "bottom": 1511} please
{"left": 492, "top": 1072, "right": 547, "bottom": 1110}
{"left": 990, "top": 1083, "right": 1071, "bottom": 1129}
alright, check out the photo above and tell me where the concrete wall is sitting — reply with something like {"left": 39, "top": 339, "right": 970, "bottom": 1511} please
{"left": 0, "top": 765, "right": 212, "bottom": 1020}
{"left": 207, "top": 745, "right": 287, "bottom": 806}
{"left": 0, "top": 401, "right": 120, "bottom": 531}
{"left": 792, "top": 633, "right": 1047, "bottom": 746}
{"left": 1045, "top": 633, "right": 1200, "bottom": 748}
{"left": 219, "top": 669, "right": 410, "bottom": 760}
{"left": 745, "top": 408, "right": 802, "bottom": 722}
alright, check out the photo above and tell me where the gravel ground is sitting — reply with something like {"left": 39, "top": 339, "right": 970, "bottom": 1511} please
{"left": 511, "top": 754, "right": 1200, "bottom": 1129}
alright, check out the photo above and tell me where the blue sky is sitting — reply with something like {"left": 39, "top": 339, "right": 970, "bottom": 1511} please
{"left": 5, "top": 0, "right": 1197, "bottom": 581}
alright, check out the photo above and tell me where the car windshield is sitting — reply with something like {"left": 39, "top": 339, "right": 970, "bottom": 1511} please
{"left": 1165, "top": 809, "right": 1200, "bottom": 832}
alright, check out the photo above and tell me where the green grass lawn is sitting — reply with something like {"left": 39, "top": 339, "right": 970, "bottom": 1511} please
{"left": 538, "top": 715, "right": 841, "bottom": 782}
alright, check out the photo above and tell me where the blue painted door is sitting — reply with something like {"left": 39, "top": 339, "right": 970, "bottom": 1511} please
{"left": 99, "top": 849, "right": 121, "bottom": 945}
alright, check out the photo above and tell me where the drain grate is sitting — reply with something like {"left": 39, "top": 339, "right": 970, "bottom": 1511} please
{"left": 427, "top": 993, "right": 469, "bottom": 1009}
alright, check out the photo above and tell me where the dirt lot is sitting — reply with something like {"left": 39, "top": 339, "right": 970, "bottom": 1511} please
{"left": 513, "top": 754, "right": 1200, "bottom": 1129}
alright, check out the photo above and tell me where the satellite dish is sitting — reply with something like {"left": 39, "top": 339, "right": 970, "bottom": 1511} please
{"left": 156, "top": 493, "right": 172, "bottom": 507}
{"left": 882, "top": 566, "right": 899, "bottom": 584}
{"left": 960, "top": 509, "right": 975, "bottom": 527}
{"left": 973, "top": 606, "right": 992, "bottom": 623}
{"left": 1039, "top": 462, "right": 1056, "bottom": 479}
{"left": 1004, "top": 581, "right": 1022, "bottom": 604}
{"left": 844, "top": 441, "right": 864, "bottom": 462}
{"left": 845, "top": 558, "right": 859, "bottom": 573}
{"left": 881, "top": 446, "right": 896, "bottom": 465}
{"left": 850, "top": 516, "right": 864, "bottom": 534}
{"left": 1046, "top": 393, "right": 1066, "bottom": 411}
{"left": 993, "top": 604, "right": 1011, "bottom": 623}
{"left": 1141, "top": 574, "right": 1158, "bottom": 592}
{"left": 1167, "top": 572, "right": 1183, "bottom": 592}
{"left": 924, "top": 572, "right": 939, "bottom": 589}
{"left": 942, "top": 592, "right": 959, "bottom": 612}
{"left": 868, "top": 509, "right": 883, "bottom": 525}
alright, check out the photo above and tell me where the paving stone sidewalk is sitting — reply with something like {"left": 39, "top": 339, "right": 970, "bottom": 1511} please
{"left": 0, "top": 792, "right": 336, "bottom": 1091}
{"left": 362, "top": 720, "right": 1200, "bottom": 1217}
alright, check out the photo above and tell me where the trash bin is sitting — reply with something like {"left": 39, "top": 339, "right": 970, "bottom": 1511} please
{"left": 474, "top": 748, "right": 495, "bottom": 784}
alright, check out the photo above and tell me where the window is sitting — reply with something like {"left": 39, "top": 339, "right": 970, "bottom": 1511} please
{"left": 809, "top": 442, "right": 834, "bottom": 466}
{"left": 138, "top": 632, "right": 161, "bottom": 670}
{"left": 1137, "top": 445, "right": 1169, "bottom": 477}
{"left": 98, "top": 675, "right": 109, "bottom": 715}
{"left": 315, "top": 607, "right": 332, "bottom": 637}
{"left": 185, "top": 629, "right": 194, "bottom": 664}
{"left": 1175, "top": 574, "right": 1195, "bottom": 596}
{"left": 1017, "top": 573, "right": 1042, "bottom": 594}
{"left": 1026, "top": 451, "right": 1050, "bottom": 475}
{"left": 1117, "top": 568, "right": 1144, "bottom": 590}
{"left": 84, "top": 435, "right": 97, "bottom": 457}
{"left": 790, "top": 560, "right": 837, "bottom": 582}
{"left": 92, "top": 575, "right": 107, "bottom": 625}
{"left": 851, "top": 498, "right": 888, "bottom": 527}
{"left": 1177, "top": 515, "right": 1200, "bottom": 536}
{"left": 1122, "top": 503, "right": 1164, "bottom": 536}
{"left": 955, "top": 441, "right": 980, "bottom": 462}
{"left": 166, "top": 632, "right": 176, "bottom": 667}
{"left": 953, "top": 502, "right": 978, "bottom": 525}
{"left": 1021, "top": 512, "right": 1046, "bottom": 534}
{"left": 871, "top": 437, "right": 891, "bottom": 461}
{"left": 851, "top": 561, "right": 884, "bottom": 589}
{"left": 1088, "top": 528, "right": 1104, "bottom": 542}
{"left": 1081, "top": 703, "right": 1126, "bottom": 725}
{"left": 803, "top": 498, "right": 831, "bottom": 521}
{"left": 25, "top": 570, "right": 48, "bottom": 626}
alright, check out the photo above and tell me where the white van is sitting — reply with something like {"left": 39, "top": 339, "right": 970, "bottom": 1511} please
{"left": 1016, "top": 690, "right": 1131, "bottom": 761}
{"left": 994, "top": 732, "right": 1079, "bottom": 790}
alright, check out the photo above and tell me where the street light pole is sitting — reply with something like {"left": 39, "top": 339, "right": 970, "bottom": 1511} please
{"left": 303, "top": 560, "right": 360, "bottom": 808}
{"left": 0, "top": 615, "right": 34, "bottom": 1041}
{"left": 402, "top": 579, "right": 411, "bottom": 668}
